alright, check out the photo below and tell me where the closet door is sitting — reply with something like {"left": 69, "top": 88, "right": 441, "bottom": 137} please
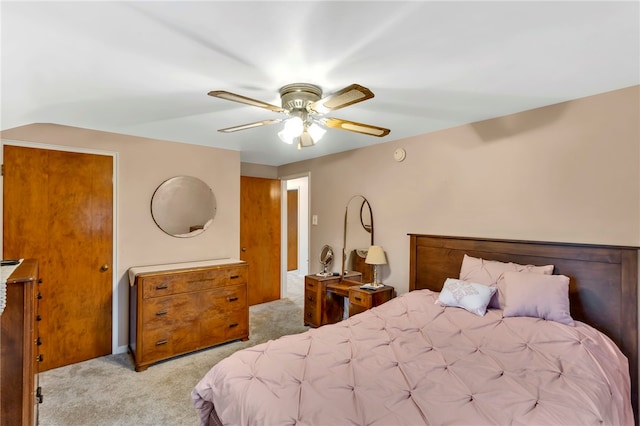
{"left": 3, "top": 145, "right": 113, "bottom": 371}
{"left": 240, "top": 176, "right": 281, "bottom": 305}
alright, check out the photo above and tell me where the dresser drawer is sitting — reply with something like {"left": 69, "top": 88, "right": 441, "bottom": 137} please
{"left": 201, "top": 285, "right": 247, "bottom": 317}
{"left": 304, "top": 287, "right": 321, "bottom": 326}
{"left": 141, "top": 327, "right": 200, "bottom": 362}
{"left": 200, "top": 310, "right": 248, "bottom": 346}
{"left": 304, "top": 300, "right": 319, "bottom": 325}
{"left": 141, "top": 293, "right": 199, "bottom": 332}
{"left": 141, "top": 266, "right": 246, "bottom": 299}
{"left": 305, "top": 277, "right": 322, "bottom": 293}
{"left": 349, "top": 291, "right": 372, "bottom": 308}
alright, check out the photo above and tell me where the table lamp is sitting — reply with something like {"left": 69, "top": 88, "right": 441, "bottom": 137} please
{"left": 365, "top": 245, "right": 387, "bottom": 288}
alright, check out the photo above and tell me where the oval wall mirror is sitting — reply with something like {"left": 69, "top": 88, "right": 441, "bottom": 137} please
{"left": 151, "top": 176, "right": 217, "bottom": 238}
{"left": 342, "top": 195, "right": 374, "bottom": 278}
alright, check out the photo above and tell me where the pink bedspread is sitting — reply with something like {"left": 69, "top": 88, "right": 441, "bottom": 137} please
{"left": 192, "top": 290, "right": 633, "bottom": 425}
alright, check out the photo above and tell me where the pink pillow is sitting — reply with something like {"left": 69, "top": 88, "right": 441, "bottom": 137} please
{"left": 502, "top": 272, "right": 574, "bottom": 326}
{"left": 459, "top": 254, "right": 554, "bottom": 309}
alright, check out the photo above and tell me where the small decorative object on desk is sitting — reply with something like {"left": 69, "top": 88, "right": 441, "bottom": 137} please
{"left": 1, "top": 258, "right": 24, "bottom": 316}
{"left": 315, "top": 245, "right": 334, "bottom": 277}
{"left": 361, "top": 246, "right": 387, "bottom": 289}
{"left": 360, "top": 283, "right": 384, "bottom": 290}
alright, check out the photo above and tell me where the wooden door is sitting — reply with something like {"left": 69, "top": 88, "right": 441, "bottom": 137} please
{"left": 3, "top": 145, "right": 113, "bottom": 371}
{"left": 240, "top": 176, "right": 280, "bottom": 305}
{"left": 287, "top": 189, "right": 298, "bottom": 271}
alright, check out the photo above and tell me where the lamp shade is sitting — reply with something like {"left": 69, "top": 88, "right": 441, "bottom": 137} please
{"left": 365, "top": 245, "right": 386, "bottom": 265}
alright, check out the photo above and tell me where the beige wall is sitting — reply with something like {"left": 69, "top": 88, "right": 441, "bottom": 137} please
{"left": 240, "top": 162, "right": 278, "bottom": 178}
{"left": 0, "top": 124, "right": 241, "bottom": 351}
{"left": 278, "top": 86, "right": 640, "bottom": 295}
{"left": 0, "top": 86, "right": 637, "bottom": 351}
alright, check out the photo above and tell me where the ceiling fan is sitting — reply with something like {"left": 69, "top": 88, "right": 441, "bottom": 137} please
{"left": 207, "top": 83, "right": 390, "bottom": 149}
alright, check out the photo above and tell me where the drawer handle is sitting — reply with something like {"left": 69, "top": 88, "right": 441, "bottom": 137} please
{"left": 37, "top": 293, "right": 43, "bottom": 300}
{"left": 36, "top": 354, "right": 44, "bottom": 362}
{"left": 156, "top": 310, "right": 168, "bottom": 316}
{"left": 36, "top": 386, "right": 43, "bottom": 404}
{"left": 156, "top": 340, "right": 168, "bottom": 346}
{"left": 306, "top": 312, "right": 312, "bottom": 318}
{"left": 307, "top": 296, "right": 314, "bottom": 301}
{"left": 308, "top": 283, "right": 314, "bottom": 288}
{"left": 354, "top": 297, "right": 362, "bottom": 302}
{"left": 227, "top": 296, "right": 238, "bottom": 302}
{"left": 228, "top": 323, "right": 239, "bottom": 328}
{"left": 156, "top": 284, "right": 168, "bottom": 290}
{"left": 187, "top": 279, "right": 211, "bottom": 284}
{"left": 37, "top": 315, "right": 42, "bottom": 321}
{"left": 230, "top": 275, "right": 240, "bottom": 279}
{"left": 36, "top": 337, "right": 42, "bottom": 346}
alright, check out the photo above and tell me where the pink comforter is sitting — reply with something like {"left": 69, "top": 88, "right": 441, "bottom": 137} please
{"left": 192, "top": 290, "right": 633, "bottom": 425}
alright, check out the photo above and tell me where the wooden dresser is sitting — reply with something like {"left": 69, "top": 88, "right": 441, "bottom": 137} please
{"left": 1, "top": 259, "right": 41, "bottom": 426}
{"left": 129, "top": 259, "right": 248, "bottom": 372}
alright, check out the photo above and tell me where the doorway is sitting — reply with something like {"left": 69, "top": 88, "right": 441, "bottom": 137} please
{"left": 282, "top": 174, "right": 309, "bottom": 302}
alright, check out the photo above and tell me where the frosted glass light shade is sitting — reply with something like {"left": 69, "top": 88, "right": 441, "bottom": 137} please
{"left": 307, "top": 122, "right": 326, "bottom": 142}
{"left": 278, "top": 116, "right": 304, "bottom": 144}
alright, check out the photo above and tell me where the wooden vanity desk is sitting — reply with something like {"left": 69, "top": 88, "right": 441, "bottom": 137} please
{"left": 305, "top": 272, "right": 395, "bottom": 327}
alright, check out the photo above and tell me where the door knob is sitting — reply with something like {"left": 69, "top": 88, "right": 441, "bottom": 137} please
{"left": 241, "top": 247, "right": 247, "bottom": 252}
{"left": 100, "top": 264, "right": 109, "bottom": 272}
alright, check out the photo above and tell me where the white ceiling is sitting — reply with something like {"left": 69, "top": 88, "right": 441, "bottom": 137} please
{"left": 1, "top": 1, "right": 638, "bottom": 166}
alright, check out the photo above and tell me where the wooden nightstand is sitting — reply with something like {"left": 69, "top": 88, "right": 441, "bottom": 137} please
{"left": 348, "top": 284, "right": 395, "bottom": 316}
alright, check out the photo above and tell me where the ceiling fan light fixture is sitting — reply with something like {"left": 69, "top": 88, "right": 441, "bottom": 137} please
{"left": 307, "top": 122, "right": 326, "bottom": 142}
{"left": 209, "top": 82, "right": 390, "bottom": 146}
{"left": 298, "top": 131, "right": 315, "bottom": 150}
{"left": 278, "top": 116, "right": 304, "bottom": 144}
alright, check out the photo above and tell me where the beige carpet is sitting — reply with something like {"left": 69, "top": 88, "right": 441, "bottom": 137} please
{"left": 38, "top": 272, "right": 307, "bottom": 426}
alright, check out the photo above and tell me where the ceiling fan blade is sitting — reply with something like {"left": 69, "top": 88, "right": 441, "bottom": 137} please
{"left": 309, "top": 84, "right": 375, "bottom": 114}
{"left": 208, "top": 90, "right": 285, "bottom": 113}
{"left": 324, "top": 118, "right": 390, "bottom": 137}
{"left": 218, "top": 119, "right": 282, "bottom": 133}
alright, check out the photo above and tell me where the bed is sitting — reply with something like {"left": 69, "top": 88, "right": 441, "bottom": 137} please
{"left": 192, "top": 234, "right": 638, "bottom": 425}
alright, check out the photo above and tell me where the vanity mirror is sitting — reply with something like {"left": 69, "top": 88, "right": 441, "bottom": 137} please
{"left": 341, "top": 195, "right": 374, "bottom": 278}
{"left": 316, "top": 245, "right": 334, "bottom": 277}
{"left": 151, "top": 176, "right": 217, "bottom": 238}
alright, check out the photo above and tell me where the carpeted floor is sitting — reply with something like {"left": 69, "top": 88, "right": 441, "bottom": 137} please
{"left": 38, "top": 272, "right": 307, "bottom": 426}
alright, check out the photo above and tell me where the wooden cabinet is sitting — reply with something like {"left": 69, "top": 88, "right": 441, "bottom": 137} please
{"left": 129, "top": 260, "right": 248, "bottom": 372}
{"left": 304, "top": 275, "right": 340, "bottom": 327}
{"left": 304, "top": 272, "right": 361, "bottom": 327}
{"left": 348, "top": 285, "right": 395, "bottom": 316}
{"left": 1, "top": 259, "right": 41, "bottom": 426}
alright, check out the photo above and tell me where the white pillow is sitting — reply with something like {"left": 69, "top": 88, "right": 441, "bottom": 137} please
{"left": 437, "top": 278, "right": 497, "bottom": 316}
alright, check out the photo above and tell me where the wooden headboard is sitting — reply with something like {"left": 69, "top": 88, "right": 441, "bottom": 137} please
{"left": 408, "top": 234, "right": 639, "bottom": 418}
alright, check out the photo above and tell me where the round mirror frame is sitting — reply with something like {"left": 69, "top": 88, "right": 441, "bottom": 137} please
{"left": 151, "top": 176, "right": 217, "bottom": 238}
{"left": 317, "top": 245, "right": 334, "bottom": 276}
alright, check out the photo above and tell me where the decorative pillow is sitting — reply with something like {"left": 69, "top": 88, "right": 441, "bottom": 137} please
{"left": 437, "top": 278, "right": 497, "bottom": 317}
{"left": 459, "top": 254, "right": 554, "bottom": 309}
{"left": 502, "top": 272, "right": 574, "bottom": 326}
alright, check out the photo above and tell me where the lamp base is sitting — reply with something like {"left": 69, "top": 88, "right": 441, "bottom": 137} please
{"left": 360, "top": 282, "right": 384, "bottom": 290}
